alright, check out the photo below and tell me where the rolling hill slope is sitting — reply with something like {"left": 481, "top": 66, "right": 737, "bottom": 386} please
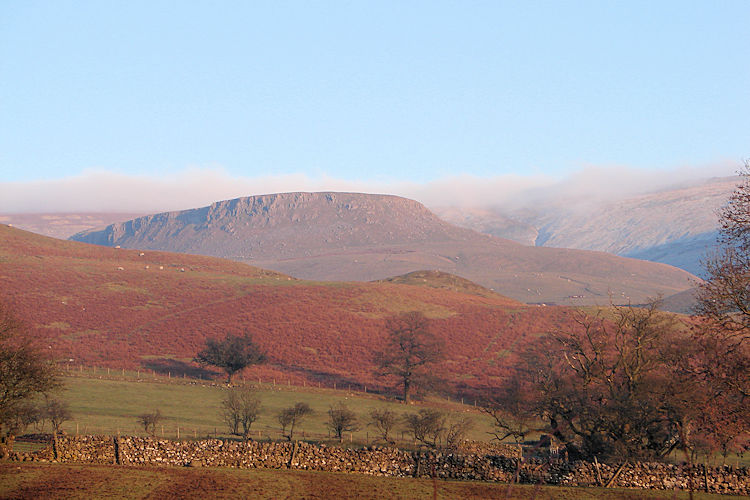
{"left": 70, "top": 192, "right": 696, "bottom": 306}
{"left": 2, "top": 224, "right": 580, "bottom": 395}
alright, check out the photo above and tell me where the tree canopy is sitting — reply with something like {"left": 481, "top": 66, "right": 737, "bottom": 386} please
{"left": 0, "top": 300, "right": 60, "bottom": 442}
{"left": 487, "top": 300, "right": 700, "bottom": 461}
{"left": 374, "top": 311, "right": 444, "bottom": 403}
{"left": 697, "top": 161, "right": 750, "bottom": 345}
{"left": 326, "top": 402, "right": 359, "bottom": 442}
{"left": 692, "top": 164, "right": 750, "bottom": 458}
{"left": 194, "top": 333, "right": 265, "bottom": 384}
{"left": 278, "top": 402, "right": 313, "bottom": 441}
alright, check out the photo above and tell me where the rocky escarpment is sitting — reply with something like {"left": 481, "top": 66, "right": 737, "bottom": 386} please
{"left": 71, "top": 192, "right": 473, "bottom": 261}
{"left": 70, "top": 192, "right": 697, "bottom": 306}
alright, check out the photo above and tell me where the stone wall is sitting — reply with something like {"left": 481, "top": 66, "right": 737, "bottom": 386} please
{"left": 10, "top": 435, "right": 749, "bottom": 496}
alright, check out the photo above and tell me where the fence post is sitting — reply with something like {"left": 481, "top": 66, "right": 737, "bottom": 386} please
{"left": 113, "top": 435, "right": 122, "bottom": 465}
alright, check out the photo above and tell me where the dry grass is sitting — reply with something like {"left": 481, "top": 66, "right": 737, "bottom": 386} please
{"left": 1, "top": 463, "right": 742, "bottom": 500}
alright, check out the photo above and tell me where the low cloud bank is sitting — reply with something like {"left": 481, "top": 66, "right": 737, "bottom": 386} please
{"left": 0, "top": 163, "right": 737, "bottom": 214}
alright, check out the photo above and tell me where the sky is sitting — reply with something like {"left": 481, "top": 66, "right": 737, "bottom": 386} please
{"left": 1, "top": 1, "right": 748, "bottom": 212}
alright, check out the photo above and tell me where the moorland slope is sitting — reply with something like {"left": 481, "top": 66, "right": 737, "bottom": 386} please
{"left": 2, "top": 224, "right": 577, "bottom": 395}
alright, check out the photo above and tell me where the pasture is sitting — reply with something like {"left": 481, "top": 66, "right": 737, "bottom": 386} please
{"left": 51, "top": 372, "right": 498, "bottom": 446}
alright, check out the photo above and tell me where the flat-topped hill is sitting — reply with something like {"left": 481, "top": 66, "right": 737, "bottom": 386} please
{"left": 70, "top": 192, "right": 696, "bottom": 306}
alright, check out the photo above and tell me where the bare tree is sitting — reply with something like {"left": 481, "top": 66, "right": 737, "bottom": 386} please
{"left": 326, "top": 402, "right": 359, "bottom": 442}
{"left": 374, "top": 312, "right": 444, "bottom": 403}
{"left": 369, "top": 408, "right": 398, "bottom": 444}
{"left": 692, "top": 163, "right": 750, "bottom": 456}
{"left": 221, "top": 387, "right": 261, "bottom": 440}
{"left": 3, "top": 402, "right": 42, "bottom": 441}
{"left": 695, "top": 162, "right": 750, "bottom": 371}
{"left": 489, "top": 300, "right": 703, "bottom": 461}
{"left": 482, "top": 378, "right": 537, "bottom": 446}
{"left": 278, "top": 402, "right": 313, "bottom": 441}
{"left": 0, "top": 300, "right": 60, "bottom": 449}
{"left": 444, "top": 415, "right": 474, "bottom": 450}
{"left": 404, "top": 409, "right": 446, "bottom": 448}
{"left": 194, "top": 333, "right": 265, "bottom": 385}
{"left": 138, "top": 410, "right": 162, "bottom": 437}
{"left": 44, "top": 397, "right": 71, "bottom": 434}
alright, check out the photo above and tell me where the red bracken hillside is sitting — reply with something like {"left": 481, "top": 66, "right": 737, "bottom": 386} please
{"left": 1, "top": 224, "right": 578, "bottom": 396}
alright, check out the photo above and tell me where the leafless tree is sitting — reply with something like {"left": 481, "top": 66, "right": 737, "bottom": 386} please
{"left": 692, "top": 163, "right": 750, "bottom": 456}
{"left": 326, "top": 402, "right": 359, "bottom": 442}
{"left": 44, "top": 397, "right": 71, "bottom": 434}
{"left": 221, "top": 387, "right": 261, "bottom": 440}
{"left": 482, "top": 377, "right": 537, "bottom": 446}
{"left": 404, "top": 409, "right": 446, "bottom": 448}
{"left": 374, "top": 312, "right": 444, "bottom": 403}
{"left": 278, "top": 402, "right": 313, "bottom": 441}
{"left": 369, "top": 408, "right": 398, "bottom": 444}
{"left": 488, "top": 299, "right": 704, "bottom": 461}
{"left": 138, "top": 410, "right": 162, "bottom": 437}
{"left": 695, "top": 162, "right": 750, "bottom": 374}
{"left": 0, "top": 300, "right": 60, "bottom": 446}
{"left": 444, "top": 415, "right": 474, "bottom": 450}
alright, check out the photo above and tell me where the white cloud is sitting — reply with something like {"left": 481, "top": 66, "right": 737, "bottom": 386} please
{"left": 0, "top": 162, "right": 738, "bottom": 214}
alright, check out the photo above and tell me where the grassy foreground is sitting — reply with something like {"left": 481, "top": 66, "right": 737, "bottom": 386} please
{"left": 0, "top": 463, "right": 742, "bottom": 500}
{"left": 52, "top": 373, "right": 497, "bottom": 445}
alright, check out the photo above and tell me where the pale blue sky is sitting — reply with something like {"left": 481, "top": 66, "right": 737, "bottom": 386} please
{"left": 0, "top": 1, "right": 748, "bottom": 207}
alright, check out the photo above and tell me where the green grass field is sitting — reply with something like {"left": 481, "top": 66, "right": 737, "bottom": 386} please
{"left": 50, "top": 372, "right": 497, "bottom": 446}
{"left": 8, "top": 374, "right": 748, "bottom": 499}
{"left": 21, "top": 373, "right": 748, "bottom": 468}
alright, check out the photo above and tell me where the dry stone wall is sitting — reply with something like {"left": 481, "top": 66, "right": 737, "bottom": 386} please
{"left": 10, "top": 435, "right": 749, "bottom": 496}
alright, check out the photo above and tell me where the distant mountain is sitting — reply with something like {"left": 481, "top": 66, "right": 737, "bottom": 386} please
{"left": 0, "top": 213, "right": 144, "bottom": 240}
{"left": 434, "top": 176, "right": 737, "bottom": 276}
{"left": 71, "top": 192, "right": 695, "bottom": 307}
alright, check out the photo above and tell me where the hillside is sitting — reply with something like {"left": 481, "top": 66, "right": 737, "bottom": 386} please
{"left": 0, "top": 212, "right": 144, "bottom": 240}
{"left": 435, "top": 176, "right": 737, "bottom": 276}
{"left": 374, "top": 270, "right": 501, "bottom": 298}
{"left": 70, "top": 192, "right": 696, "bottom": 306}
{"left": 1, "top": 224, "right": 575, "bottom": 395}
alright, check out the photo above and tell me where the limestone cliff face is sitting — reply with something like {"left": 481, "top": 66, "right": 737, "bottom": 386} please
{"left": 71, "top": 191, "right": 696, "bottom": 307}
{"left": 72, "top": 192, "right": 476, "bottom": 260}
